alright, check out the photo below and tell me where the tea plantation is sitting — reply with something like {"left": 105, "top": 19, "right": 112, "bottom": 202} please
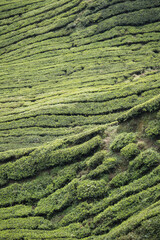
{"left": 0, "top": 0, "right": 160, "bottom": 239}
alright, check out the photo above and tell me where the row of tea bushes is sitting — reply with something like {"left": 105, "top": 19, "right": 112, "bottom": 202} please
{"left": 91, "top": 184, "right": 160, "bottom": 235}
{"left": 0, "top": 135, "right": 102, "bottom": 186}
{"left": 55, "top": 164, "right": 160, "bottom": 228}
{"left": 85, "top": 201, "right": 160, "bottom": 240}
{"left": 118, "top": 95, "right": 160, "bottom": 123}
{"left": 0, "top": 216, "right": 52, "bottom": 231}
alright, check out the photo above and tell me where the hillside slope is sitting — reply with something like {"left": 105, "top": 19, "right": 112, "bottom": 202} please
{"left": 0, "top": 0, "right": 160, "bottom": 239}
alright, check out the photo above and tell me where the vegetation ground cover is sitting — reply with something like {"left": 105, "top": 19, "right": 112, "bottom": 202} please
{"left": 0, "top": 0, "right": 160, "bottom": 239}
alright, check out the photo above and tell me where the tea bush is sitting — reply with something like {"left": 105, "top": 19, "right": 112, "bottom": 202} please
{"left": 92, "top": 184, "right": 160, "bottom": 235}
{"left": 77, "top": 179, "right": 107, "bottom": 200}
{"left": 97, "top": 201, "right": 160, "bottom": 240}
{"left": 145, "top": 119, "right": 160, "bottom": 137}
{"left": 109, "top": 171, "right": 130, "bottom": 188}
{"left": 120, "top": 143, "right": 140, "bottom": 160}
{"left": 0, "top": 205, "right": 33, "bottom": 220}
{"left": 0, "top": 0, "right": 160, "bottom": 239}
{"left": 110, "top": 132, "right": 137, "bottom": 151}
{"left": 0, "top": 217, "right": 52, "bottom": 230}
{"left": 86, "top": 150, "right": 106, "bottom": 169}
{"left": 87, "top": 157, "right": 118, "bottom": 179}
{"left": 58, "top": 201, "right": 92, "bottom": 227}
{"left": 118, "top": 95, "right": 160, "bottom": 123}
{"left": 35, "top": 179, "right": 78, "bottom": 215}
{"left": 129, "top": 149, "right": 160, "bottom": 175}
{"left": 0, "top": 135, "right": 101, "bottom": 186}
{"left": 135, "top": 215, "right": 160, "bottom": 240}
{"left": 89, "top": 165, "right": 160, "bottom": 217}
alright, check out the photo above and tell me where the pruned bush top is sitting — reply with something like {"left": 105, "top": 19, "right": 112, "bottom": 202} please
{"left": 110, "top": 132, "right": 137, "bottom": 151}
{"left": 121, "top": 143, "right": 140, "bottom": 160}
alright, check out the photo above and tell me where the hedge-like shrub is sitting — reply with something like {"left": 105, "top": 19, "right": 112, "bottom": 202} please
{"left": 87, "top": 157, "right": 118, "bottom": 179}
{"left": 0, "top": 217, "right": 52, "bottom": 231}
{"left": 77, "top": 179, "right": 107, "bottom": 200}
{"left": 35, "top": 179, "right": 78, "bottom": 215}
{"left": 120, "top": 143, "right": 140, "bottom": 160}
{"left": 86, "top": 150, "right": 106, "bottom": 169}
{"left": 145, "top": 120, "right": 160, "bottom": 137}
{"left": 92, "top": 184, "right": 160, "bottom": 235}
{"left": 89, "top": 165, "right": 160, "bottom": 217}
{"left": 129, "top": 149, "right": 160, "bottom": 177}
{"left": 109, "top": 171, "right": 130, "bottom": 188}
{"left": 118, "top": 95, "right": 160, "bottom": 123}
{"left": 0, "top": 135, "right": 101, "bottom": 186}
{"left": 135, "top": 215, "right": 160, "bottom": 240}
{"left": 58, "top": 201, "right": 92, "bottom": 227}
{"left": 98, "top": 200, "right": 160, "bottom": 240}
{"left": 0, "top": 205, "right": 33, "bottom": 220}
{"left": 110, "top": 132, "right": 137, "bottom": 151}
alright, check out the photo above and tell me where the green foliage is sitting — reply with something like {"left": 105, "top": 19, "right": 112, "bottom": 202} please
{"left": 110, "top": 132, "right": 137, "bottom": 151}
{"left": 97, "top": 201, "right": 160, "bottom": 240}
{"left": 135, "top": 215, "right": 160, "bottom": 240}
{"left": 77, "top": 179, "right": 107, "bottom": 200}
{"left": 0, "top": 205, "right": 33, "bottom": 220}
{"left": 35, "top": 179, "right": 78, "bottom": 215}
{"left": 0, "top": 135, "right": 101, "bottom": 186}
{"left": 109, "top": 171, "right": 130, "bottom": 188}
{"left": 129, "top": 149, "right": 160, "bottom": 175}
{"left": 56, "top": 165, "right": 160, "bottom": 229}
{"left": 0, "top": 217, "right": 52, "bottom": 230}
{"left": 120, "top": 143, "right": 140, "bottom": 160}
{"left": 145, "top": 119, "right": 160, "bottom": 137}
{"left": 51, "top": 163, "right": 78, "bottom": 190}
{"left": 0, "top": 223, "right": 81, "bottom": 239}
{"left": 110, "top": 148, "right": 160, "bottom": 188}
{"left": 87, "top": 165, "right": 160, "bottom": 218}
{"left": 0, "top": 0, "right": 160, "bottom": 239}
{"left": 118, "top": 95, "right": 160, "bottom": 123}
{"left": 0, "top": 147, "right": 35, "bottom": 163}
{"left": 86, "top": 150, "right": 106, "bottom": 169}
{"left": 0, "top": 172, "right": 53, "bottom": 206}
{"left": 87, "top": 157, "right": 118, "bottom": 179}
{"left": 58, "top": 201, "right": 92, "bottom": 227}
{"left": 92, "top": 184, "right": 160, "bottom": 235}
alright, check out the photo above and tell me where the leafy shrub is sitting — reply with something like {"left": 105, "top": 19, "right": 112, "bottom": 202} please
{"left": 49, "top": 163, "right": 79, "bottom": 192}
{"left": 35, "top": 179, "right": 78, "bottom": 215}
{"left": 87, "top": 157, "right": 118, "bottom": 179}
{"left": 157, "top": 110, "right": 160, "bottom": 119}
{"left": 89, "top": 165, "right": 160, "bottom": 217}
{"left": 0, "top": 172, "right": 54, "bottom": 206}
{"left": 109, "top": 171, "right": 130, "bottom": 188}
{"left": 100, "top": 201, "right": 160, "bottom": 240}
{"left": 92, "top": 184, "right": 160, "bottom": 235}
{"left": 77, "top": 179, "right": 107, "bottom": 200}
{"left": 86, "top": 150, "right": 106, "bottom": 169}
{"left": 118, "top": 95, "right": 160, "bottom": 123}
{"left": 0, "top": 135, "right": 101, "bottom": 186}
{"left": 110, "top": 132, "right": 137, "bottom": 151}
{"left": 145, "top": 119, "right": 160, "bottom": 137}
{"left": 110, "top": 149, "right": 160, "bottom": 188}
{"left": 120, "top": 143, "right": 140, "bottom": 160}
{"left": 0, "top": 205, "right": 33, "bottom": 220}
{"left": 137, "top": 141, "right": 147, "bottom": 150}
{"left": 129, "top": 149, "right": 160, "bottom": 175}
{"left": 0, "top": 217, "right": 52, "bottom": 230}
{"left": 0, "top": 147, "right": 34, "bottom": 163}
{"left": 58, "top": 201, "right": 92, "bottom": 227}
{"left": 135, "top": 215, "right": 160, "bottom": 240}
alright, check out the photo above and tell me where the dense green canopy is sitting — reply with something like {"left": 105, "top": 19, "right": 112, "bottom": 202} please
{"left": 0, "top": 0, "right": 160, "bottom": 239}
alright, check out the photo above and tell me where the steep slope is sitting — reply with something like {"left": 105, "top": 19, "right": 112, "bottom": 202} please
{"left": 0, "top": 0, "right": 160, "bottom": 239}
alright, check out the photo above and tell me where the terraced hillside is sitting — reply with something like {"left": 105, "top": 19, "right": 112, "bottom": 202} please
{"left": 0, "top": 0, "right": 160, "bottom": 239}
